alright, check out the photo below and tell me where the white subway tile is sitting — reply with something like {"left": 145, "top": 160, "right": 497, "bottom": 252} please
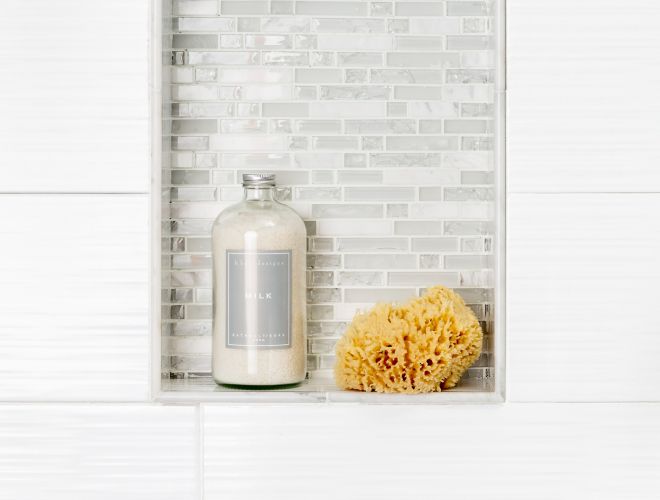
{"left": 294, "top": 152, "right": 344, "bottom": 169}
{"left": 203, "top": 404, "right": 660, "bottom": 498}
{"left": 245, "top": 34, "right": 292, "bottom": 49}
{"left": 220, "top": 119, "right": 268, "bottom": 134}
{"left": 0, "top": 195, "right": 149, "bottom": 401}
{"left": 394, "top": 86, "right": 443, "bottom": 99}
{"left": 370, "top": 153, "right": 442, "bottom": 168}
{"left": 371, "top": 68, "right": 444, "bottom": 83}
{"left": 407, "top": 101, "right": 459, "bottom": 117}
{"left": 344, "top": 288, "right": 416, "bottom": 302}
{"left": 0, "top": 0, "right": 149, "bottom": 192}
{"left": 388, "top": 272, "right": 459, "bottom": 287}
{"left": 344, "top": 254, "right": 416, "bottom": 269}
{"left": 317, "top": 220, "right": 393, "bottom": 236}
{"left": 310, "top": 51, "right": 336, "bottom": 66}
{"left": 295, "top": 34, "right": 317, "bottom": 49}
{"left": 460, "top": 50, "right": 495, "bottom": 67}
{"left": 345, "top": 187, "right": 415, "bottom": 201}
{"left": 0, "top": 405, "right": 197, "bottom": 500}
{"left": 209, "top": 135, "right": 287, "bottom": 150}
{"left": 221, "top": 1, "right": 269, "bottom": 14}
{"left": 262, "top": 51, "right": 309, "bottom": 65}
{"left": 508, "top": 0, "right": 660, "bottom": 191}
{"left": 348, "top": 120, "right": 416, "bottom": 134}
{"left": 217, "top": 67, "right": 292, "bottom": 83}
{"left": 317, "top": 34, "right": 393, "bottom": 50}
{"left": 395, "top": 2, "right": 445, "bottom": 16}
{"left": 508, "top": 194, "right": 660, "bottom": 402}
{"left": 409, "top": 17, "right": 462, "bottom": 34}
{"left": 312, "top": 204, "right": 383, "bottom": 218}
{"left": 394, "top": 220, "right": 443, "bottom": 235}
{"left": 446, "top": 68, "right": 494, "bottom": 83}
{"left": 443, "top": 151, "right": 493, "bottom": 170}
{"left": 173, "top": 34, "right": 218, "bottom": 49}
{"left": 172, "top": 67, "right": 195, "bottom": 83}
{"left": 444, "top": 119, "right": 491, "bottom": 134}
{"left": 442, "top": 84, "right": 493, "bottom": 101}
{"left": 261, "top": 16, "right": 310, "bottom": 32}
{"left": 337, "top": 238, "right": 409, "bottom": 252}
{"left": 218, "top": 35, "right": 243, "bottom": 48}
{"left": 262, "top": 102, "right": 309, "bottom": 117}
{"left": 337, "top": 170, "right": 384, "bottom": 184}
{"left": 297, "top": 1, "right": 367, "bottom": 15}
{"left": 444, "top": 255, "right": 491, "bottom": 269}
{"left": 296, "top": 187, "right": 342, "bottom": 201}
{"left": 411, "top": 237, "right": 459, "bottom": 252}
{"left": 311, "top": 18, "right": 385, "bottom": 33}
{"left": 337, "top": 272, "right": 384, "bottom": 286}
{"left": 396, "top": 35, "right": 445, "bottom": 51}
{"left": 387, "top": 136, "right": 459, "bottom": 151}
{"left": 337, "top": 52, "right": 384, "bottom": 66}
{"left": 175, "top": 0, "right": 217, "bottom": 15}
{"left": 419, "top": 120, "right": 443, "bottom": 133}
{"left": 388, "top": 18, "right": 410, "bottom": 33}
{"left": 222, "top": 153, "right": 291, "bottom": 168}
{"left": 387, "top": 52, "right": 460, "bottom": 67}
{"left": 345, "top": 68, "right": 367, "bottom": 84}
{"left": 310, "top": 102, "right": 386, "bottom": 117}
{"left": 320, "top": 85, "right": 391, "bottom": 100}
{"left": 446, "top": 35, "right": 493, "bottom": 50}
{"left": 447, "top": 1, "right": 489, "bottom": 16}
{"left": 172, "top": 84, "right": 218, "bottom": 100}
{"left": 296, "top": 68, "right": 343, "bottom": 83}
{"left": 383, "top": 168, "right": 460, "bottom": 185}
{"left": 294, "top": 120, "right": 343, "bottom": 133}
{"left": 178, "top": 16, "right": 235, "bottom": 31}
{"left": 188, "top": 51, "right": 259, "bottom": 65}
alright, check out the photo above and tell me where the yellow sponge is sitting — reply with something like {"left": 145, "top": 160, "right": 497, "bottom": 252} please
{"left": 334, "top": 286, "right": 483, "bottom": 393}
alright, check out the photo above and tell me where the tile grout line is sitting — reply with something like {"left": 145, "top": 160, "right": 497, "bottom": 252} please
{"left": 0, "top": 191, "right": 150, "bottom": 195}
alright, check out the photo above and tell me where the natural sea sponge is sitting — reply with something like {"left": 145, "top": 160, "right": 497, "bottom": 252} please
{"left": 334, "top": 286, "right": 483, "bottom": 393}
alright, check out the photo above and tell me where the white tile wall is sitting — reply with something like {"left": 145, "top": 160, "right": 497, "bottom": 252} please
{"left": 1, "top": 0, "right": 660, "bottom": 498}
{"left": 507, "top": 0, "right": 660, "bottom": 192}
{"left": 0, "top": 195, "right": 150, "bottom": 401}
{"left": 506, "top": 0, "right": 660, "bottom": 403}
{"left": 507, "top": 194, "right": 660, "bottom": 401}
{"left": 0, "top": 404, "right": 198, "bottom": 500}
{"left": 203, "top": 403, "right": 660, "bottom": 500}
{"left": 0, "top": 0, "right": 150, "bottom": 192}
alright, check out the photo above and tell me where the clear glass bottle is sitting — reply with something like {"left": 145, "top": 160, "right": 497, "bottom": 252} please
{"left": 212, "top": 173, "right": 307, "bottom": 387}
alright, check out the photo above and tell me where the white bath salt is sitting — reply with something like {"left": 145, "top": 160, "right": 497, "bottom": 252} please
{"left": 212, "top": 173, "right": 307, "bottom": 386}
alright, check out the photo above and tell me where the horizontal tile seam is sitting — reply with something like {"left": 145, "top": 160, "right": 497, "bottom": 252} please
{"left": 507, "top": 191, "right": 660, "bottom": 195}
{"left": 0, "top": 191, "right": 150, "bottom": 195}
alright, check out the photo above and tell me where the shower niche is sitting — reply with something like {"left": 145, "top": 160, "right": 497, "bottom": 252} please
{"left": 153, "top": 0, "right": 505, "bottom": 403}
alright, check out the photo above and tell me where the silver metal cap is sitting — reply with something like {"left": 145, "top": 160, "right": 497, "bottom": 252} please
{"left": 242, "top": 173, "right": 276, "bottom": 187}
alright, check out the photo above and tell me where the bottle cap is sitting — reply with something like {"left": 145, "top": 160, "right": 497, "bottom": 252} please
{"left": 242, "top": 173, "right": 276, "bottom": 187}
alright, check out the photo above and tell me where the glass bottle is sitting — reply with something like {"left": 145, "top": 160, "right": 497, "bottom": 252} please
{"left": 212, "top": 173, "right": 307, "bottom": 387}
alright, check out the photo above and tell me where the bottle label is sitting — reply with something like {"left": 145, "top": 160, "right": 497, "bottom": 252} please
{"left": 226, "top": 250, "right": 291, "bottom": 349}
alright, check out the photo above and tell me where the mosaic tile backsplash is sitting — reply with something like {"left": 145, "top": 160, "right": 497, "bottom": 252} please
{"left": 163, "top": 0, "right": 496, "bottom": 382}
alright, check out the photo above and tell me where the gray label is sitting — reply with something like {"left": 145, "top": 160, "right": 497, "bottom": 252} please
{"left": 226, "top": 250, "right": 291, "bottom": 348}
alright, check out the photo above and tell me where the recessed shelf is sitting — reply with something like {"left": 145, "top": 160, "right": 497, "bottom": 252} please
{"left": 151, "top": 0, "right": 506, "bottom": 404}
{"left": 158, "top": 374, "right": 499, "bottom": 404}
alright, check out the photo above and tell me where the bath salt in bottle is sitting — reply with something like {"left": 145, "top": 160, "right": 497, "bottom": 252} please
{"left": 212, "top": 173, "right": 307, "bottom": 386}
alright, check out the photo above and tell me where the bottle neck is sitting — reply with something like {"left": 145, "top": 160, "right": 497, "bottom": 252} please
{"left": 244, "top": 185, "right": 275, "bottom": 202}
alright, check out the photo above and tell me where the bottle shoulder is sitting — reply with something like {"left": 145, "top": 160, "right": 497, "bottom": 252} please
{"left": 213, "top": 200, "right": 306, "bottom": 235}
